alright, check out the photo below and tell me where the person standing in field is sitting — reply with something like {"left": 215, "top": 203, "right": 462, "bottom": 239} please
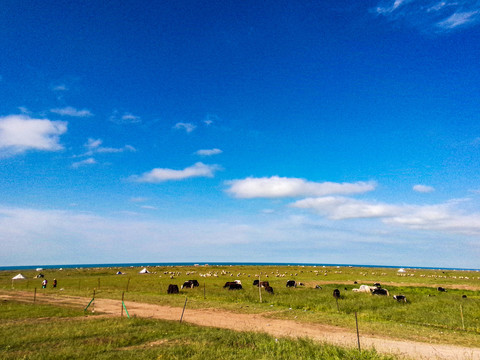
{"left": 53, "top": 279, "right": 57, "bottom": 288}
{"left": 42, "top": 279, "right": 47, "bottom": 288}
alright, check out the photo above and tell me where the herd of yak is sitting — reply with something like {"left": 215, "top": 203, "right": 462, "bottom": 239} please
{"left": 163, "top": 279, "right": 454, "bottom": 303}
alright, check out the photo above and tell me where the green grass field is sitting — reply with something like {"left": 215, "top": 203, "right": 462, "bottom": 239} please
{"left": 0, "top": 300, "right": 394, "bottom": 360}
{"left": 2, "top": 264, "right": 480, "bottom": 349}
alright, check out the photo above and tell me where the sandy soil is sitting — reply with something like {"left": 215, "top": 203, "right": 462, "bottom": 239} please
{"left": 2, "top": 291, "right": 480, "bottom": 360}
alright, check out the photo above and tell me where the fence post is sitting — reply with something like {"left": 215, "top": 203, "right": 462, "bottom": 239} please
{"left": 180, "top": 296, "right": 188, "bottom": 323}
{"left": 355, "top": 311, "right": 361, "bottom": 352}
{"left": 460, "top": 305, "right": 465, "bottom": 331}
{"left": 258, "top": 274, "right": 262, "bottom": 303}
{"left": 33, "top": 288, "right": 37, "bottom": 305}
{"left": 121, "top": 292, "right": 125, "bottom": 317}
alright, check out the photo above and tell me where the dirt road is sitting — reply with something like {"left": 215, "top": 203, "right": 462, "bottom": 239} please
{"left": 2, "top": 291, "right": 479, "bottom": 360}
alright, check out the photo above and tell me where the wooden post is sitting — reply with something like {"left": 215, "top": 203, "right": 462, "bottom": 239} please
{"left": 258, "top": 274, "right": 262, "bottom": 303}
{"left": 33, "top": 288, "right": 37, "bottom": 305}
{"left": 92, "top": 289, "right": 96, "bottom": 313}
{"left": 355, "top": 311, "right": 361, "bottom": 352}
{"left": 121, "top": 292, "right": 125, "bottom": 317}
{"left": 180, "top": 296, "right": 188, "bottom": 323}
{"left": 126, "top": 278, "right": 131, "bottom": 292}
{"left": 460, "top": 305, "right": 465, "bottom": 331}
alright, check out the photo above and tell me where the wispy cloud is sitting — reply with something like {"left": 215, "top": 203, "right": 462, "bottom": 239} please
{"left": 436, "top": 10, "right": 480, "bottom": 29}
{"left": 131, "top": 162, "right": 220, "bottom": 183}
{"left": 0, "top": 115, "right": 67, "bottom": 157}
{"left": 130, "top": 197, "right": 148, "bottom": 203}
{"left": 204, "top": 114, "right": 220, "bottom": 126}
{"left": 109, "top": 111, "right": 141, "bottom": 124}
{"left": 373, "top": 0, "right": 480, "bottom": 33}
{"left": 292, "top": 196, "right": 400, "bottom": 219}
{"left": 174, "top": 122, "right": 196, "bottom": 133}
{"left": 52, "top": 84, "right": 68, "bottom": 92}
{"left": 71, "top": 157, "right": 96, "bottom": 168}
{"left": 226, "top": 176, "right": 376, "bottom": 198}
{"left": 195, "top": 148, "right": 223, "bottom": 156}
{"left": 292, "top": 195, "right": 480, "bottom": 235}
{"left": 82, "top": 138, "right": 136, "bottom": 156}
{"left": 50, "top": 106, "right": 93, "bottom": 117}
{"left": 50, "top": 106, "right": 93, "bottom": 118}
{"left": 413, "top": 184, "right": 435, "bottom": 193}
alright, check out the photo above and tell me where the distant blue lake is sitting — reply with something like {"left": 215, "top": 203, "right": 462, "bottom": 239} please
{"left": 1, "top": 262, "right": 478, "bottom": 272}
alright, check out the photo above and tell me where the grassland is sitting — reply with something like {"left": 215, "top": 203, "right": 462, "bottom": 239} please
{"left": 0, "top": 300, "right": 394, "bottom": 360}
{"left": 2, "top": 264, "right": 480, "bottom": 349}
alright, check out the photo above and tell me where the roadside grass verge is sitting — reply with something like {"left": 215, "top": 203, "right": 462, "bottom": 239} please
{"left": 0, "top": 300, "right": 395, "bottom": 360}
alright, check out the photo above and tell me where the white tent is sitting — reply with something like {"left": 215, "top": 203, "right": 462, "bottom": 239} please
{"left": 397, "top": 268, "right": 406, "bottom": 273}
{"left": 139, "top": 267, "right": 150, "bottom": 274}
{"left": 12, "top": 273, "right": 26, "bottom": 280}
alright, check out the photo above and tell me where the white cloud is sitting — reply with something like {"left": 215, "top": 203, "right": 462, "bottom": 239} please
{"left": 82, "top": 138, "right": 136, "bottom": 155}
{"left": 131, "top": 162, "right": 220, "bottom": 183}
{"left": 374, "top": 0, "right": 480, "bottom": 33}
{"left": 174, "top": 122, "right": 196, "bottom": 133}
{"left": 226, "top": 176, "right": 376, "bottom": 198}
{"left": 195, "top": 148, "right": 223, "bottom": 156}
{"left": 71, "top": 157, "right": 96, "bottom": 168}
{"left": 413, "top": 184, "right": 435, "bottom": 193}
{"left": 50, "top": 106, "right": 93, "bottom": 117}
{"left": 0, "top": 115, "right": 67, "bottom": 157}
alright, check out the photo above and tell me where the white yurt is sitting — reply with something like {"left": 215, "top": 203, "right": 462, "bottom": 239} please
{"left": 12, "top": 273, "right": 26, "bottom": 280}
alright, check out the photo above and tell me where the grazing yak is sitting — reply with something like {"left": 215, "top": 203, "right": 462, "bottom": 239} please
{"left": 224, "top": 282, "right": 243, "bottom": 290}
{"left": 167, "top": 284, "right": 179, "bottom": 294}
{"left": 353, "top": 284, "right": 389, "bottom": 296}
{"left": 286, "top": 280, "right": 296, "bottom": 288}
{"left": 437, "top": 287, "right": 447, "bottom": 292}
{"left": 393, "top": 295, "right": 407, "bottom": 302}
{"left": 265, "top": 286, "right": 274, "bottom": 294}
{"left": 181, "top": 280, "right": 199, "bottom": 289}
{"left": 286, "top": 280, "right": 304, "bottom": 288}
{"left": 371, "top": 288, "right": 389, "bottom": 296}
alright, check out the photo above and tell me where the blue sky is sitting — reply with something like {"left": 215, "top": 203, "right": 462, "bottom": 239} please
{"left": 1, "top": 0, "right": 480, "bottom": 268}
